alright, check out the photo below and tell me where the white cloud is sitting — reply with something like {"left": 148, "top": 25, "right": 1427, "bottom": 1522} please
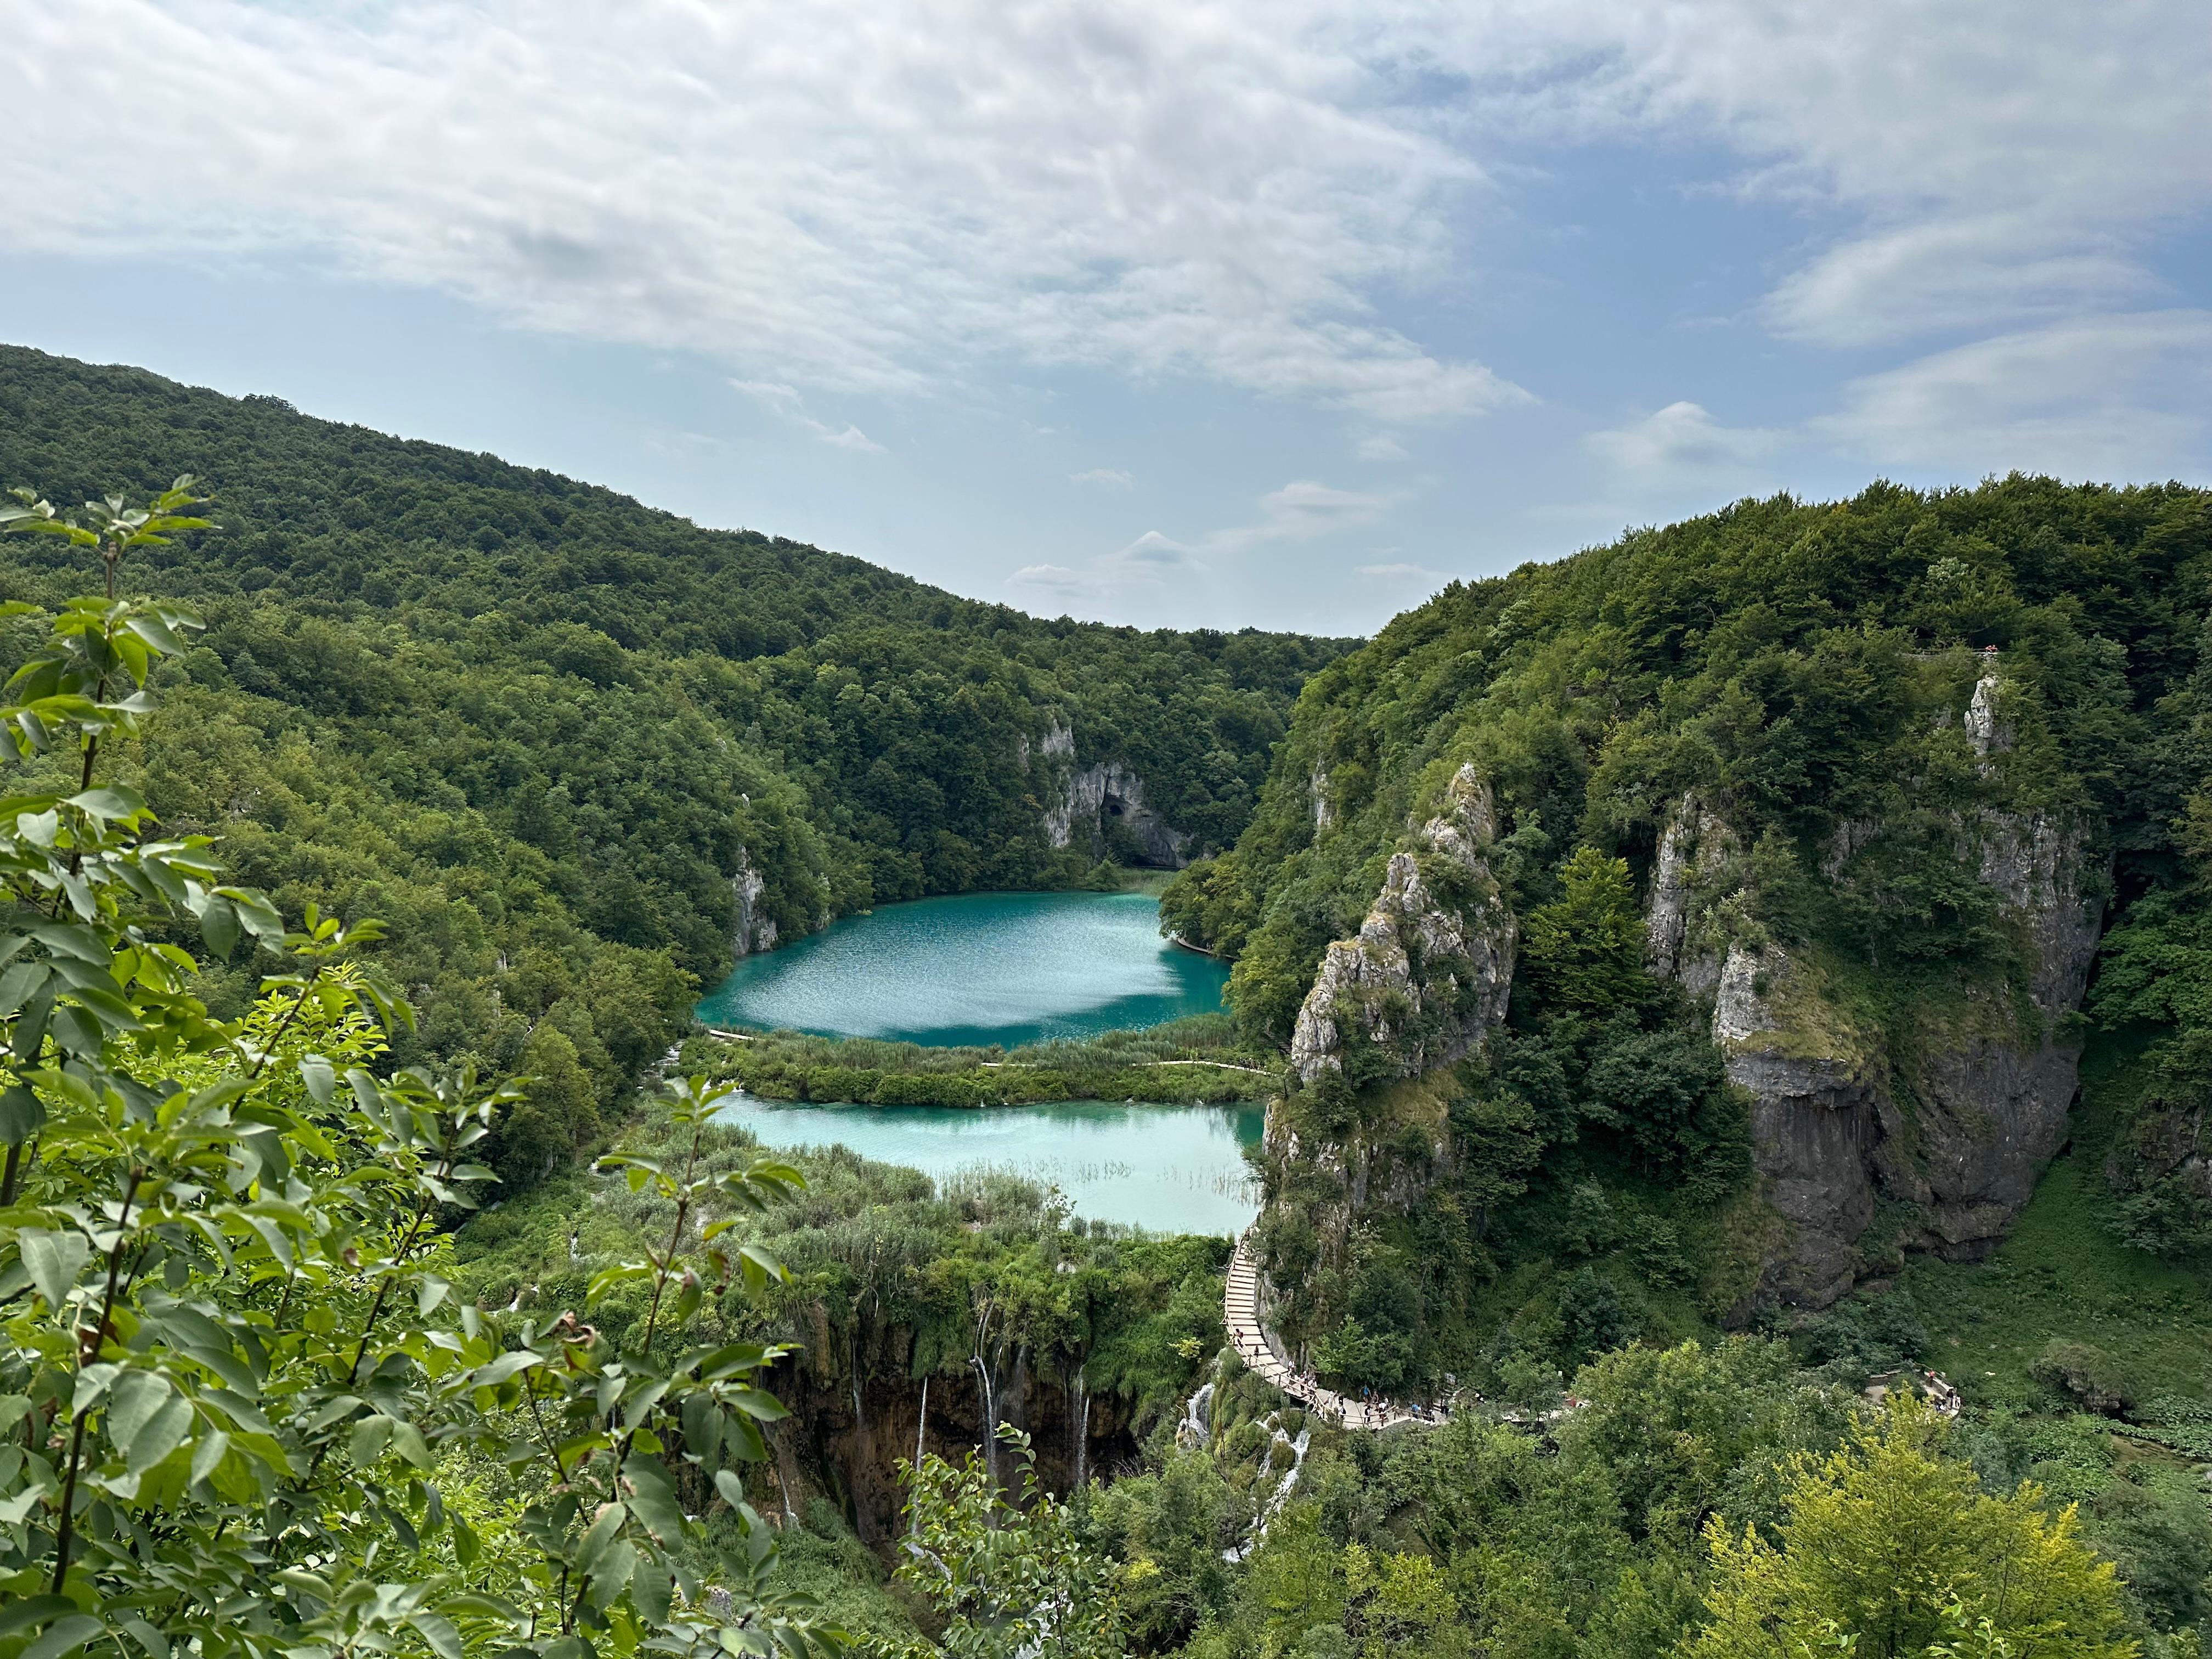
{"left": 731, "top": 379, "right": 884, "bottom": 453}
{"left": 1217, "top": 480, "right": 1390, "bottom": 551}
{"left": 1760, "top": 217, "right": 2155, "bottom": 350}
{"left": 1120, "top": 530, "right": 1199, "bottom": 566}
{"left": 1008, "top": 476, "right": 1387, "bottom": 608}
{"left": 9, "top": 0, "right": 1526, "bottom": 422}
{"left": 1357, "top": 561, "right": 1448, "bottom": 580}
{"left": 9, "top": 0, "right": 2206, "bottom": 498}
{"left": 1587, "top": 401, "right": 1779, "bottom": 475}
{"left": 1431, "top": 1, "right": 2212, "bottom": 351}
{"left": 1070, "top": 468, "right": 1136, "bottom": 488}
{"left": 1811, "top": 310, "right": 2212, "bottom": 478}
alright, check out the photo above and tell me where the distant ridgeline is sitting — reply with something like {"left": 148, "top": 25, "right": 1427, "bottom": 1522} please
{"left": 0, "top": 345, "right": 1353, "bottom": 1184}
{"left": 1161, "top": 478, "right": 2212, "bottom": 1391}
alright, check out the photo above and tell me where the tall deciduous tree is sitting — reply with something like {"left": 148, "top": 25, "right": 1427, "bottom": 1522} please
{"left": 1684, "top": 1398, "right": 2135, "bottom": 1659}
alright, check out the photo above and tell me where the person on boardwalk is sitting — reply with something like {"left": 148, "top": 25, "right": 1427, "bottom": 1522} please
{"left": 1224, "top": 1231, "right": 1448, "bottom": 1434}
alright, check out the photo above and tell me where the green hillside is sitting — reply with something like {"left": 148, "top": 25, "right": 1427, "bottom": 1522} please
{"left": 1165, "top": 478, "right": 2212, "bottom": 1387}
{"left": 0, "top": 345, "right": 1350, "bottom": 1181}
{"left": 0, "top": 419, "right": 2205, "bottom": 1659}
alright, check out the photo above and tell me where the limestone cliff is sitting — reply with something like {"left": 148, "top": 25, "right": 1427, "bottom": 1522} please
{"left": 1287, "top": 764, "right": 1517, "bottom": 1088}
{"left": 1644, "top": 792, "right": 1741, "bottom": 1001}
{"left": 1033, "top": 719, "right": 1194, "bottom": 868}
{"left": 1675, "top": 778, "right": 2104, "bottom": 1304}
{"left": 1250, "top": 767, "right": 1516, "bottom": 1336}
{"left": 1210, "top": 482, "right": 2205, "bottom": 1360}
{"left": 729, "top": 849, "right": 780, "bottom": 957}
{"left": 1266, "top": 679, "right": 2106, "bottom": 1316}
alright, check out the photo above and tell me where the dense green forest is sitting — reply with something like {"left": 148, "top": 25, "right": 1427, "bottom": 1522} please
{"left": 1161, "top": 477, "right": 2212, "bottom": 1403}
{"left": 0, "top": 346, "right": 1348, "bottom": 1184}
{"left": 1159, "top": 473, "right": 2212, "bottom": 1424}
{"left": 0, "top": 378, "right": 2205, "bottom": 1659}
{"left": 460, "top": 1055, "right": 2212, "bottom": 1658}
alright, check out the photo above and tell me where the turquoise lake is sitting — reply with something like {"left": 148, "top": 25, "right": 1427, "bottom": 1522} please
{"left": 695, "top": 890, "right": 1229, "bottom": 1047}
{"left": 717, "top": 1098, "right": 1265, "bottom": 1234}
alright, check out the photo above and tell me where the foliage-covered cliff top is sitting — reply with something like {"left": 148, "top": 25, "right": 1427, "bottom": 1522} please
{"left": 1171, "top": 476, "right": 2211, "bottom": 1044}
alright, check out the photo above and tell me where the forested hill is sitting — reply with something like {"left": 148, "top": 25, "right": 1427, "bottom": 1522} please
{"left": 1165, "top": 478, "right": 2212, "bottom": 1387}
{"left": 0, "top": 343, "right": 1352, "bottom": 1180}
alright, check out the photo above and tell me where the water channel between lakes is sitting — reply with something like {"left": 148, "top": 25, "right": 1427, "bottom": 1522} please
{"left": 698, "top": 890, "right": 1263, "bottom": 1234}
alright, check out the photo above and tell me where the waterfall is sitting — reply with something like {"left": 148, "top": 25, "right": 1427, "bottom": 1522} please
{"left": 970, "top": 1352, "right": 998, "bottom": 1493}
{"left": 1224, "top": 1417, "right": 1311, "bottom": 1564}
{"left": 1182, "top": 1380, "right": 1215, "bottom": 1448}
{"left": 850, "top": 1331, "right": 865, "bottom": 1435}
{"left": 1074, "top": 1375, "right": 1090, "bottom": 1491}
{"left": 910, "top": 1376, "right": 929, "bottom": 1538}
{"left": 770, "top": 1422, "right": 797, "bottom": 1525}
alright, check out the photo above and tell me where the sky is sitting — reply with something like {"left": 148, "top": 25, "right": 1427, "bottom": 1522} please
{"left": 2, "top": 2, "right": 2208, "bottom": 635}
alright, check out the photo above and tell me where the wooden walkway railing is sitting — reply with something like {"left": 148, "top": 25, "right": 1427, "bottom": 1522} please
{"left": 1223, "top": 1234, "right": 1437, "bottom": 1432}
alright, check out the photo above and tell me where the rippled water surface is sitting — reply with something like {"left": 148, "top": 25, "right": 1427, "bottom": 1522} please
{"left": 716, "top": 1097, "right": 1265, "bottom": 1234}
{"left": 695, "top": 890, "right": 1229, "bottom": 1047}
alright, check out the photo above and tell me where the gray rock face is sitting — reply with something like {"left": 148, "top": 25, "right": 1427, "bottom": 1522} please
{"left": 1288, "top": 765, "right": 1516, "bottom": 1087}
{"left": 730, "top": 849, "right": 779, "bottom": 957}
{"left": 1044, "top": 758, "right": 1193, "bottom": 868}
{"left": 1310, "top": 763, "right": 1334, "bottom": 831}
{"left": 1705, "top": 806, "right": 2104, "bottom": 1306}
{"left": 1709, "top": 943, "right": 1888, "bottom": 1305}
{"left": 1964, "top": 658, "right": 2011, "bottom": 759}
{"left": 1645, "top": 793, "right": 1738, "bottom": 1000}
{"left": 1029, "top": 718, "right": 1193, "bottom": 868}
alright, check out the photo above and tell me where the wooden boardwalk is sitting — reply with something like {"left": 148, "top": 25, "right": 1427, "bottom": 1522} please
{"left": 1223, "top": 1234, "right": 1436, "bottom": 1432}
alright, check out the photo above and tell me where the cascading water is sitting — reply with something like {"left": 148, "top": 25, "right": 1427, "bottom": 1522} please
{"left": 910, "top": 1376, "right": 929, "bottom": 1538}
{"left": 1069, "top": 1374, "right": 1091, "bottom": 1491}
{"left": 1224, "top": 1414, "right": 1310, "bottom": 1564}
{"left": 970, "top": 1353, "right": 999, "bottom": 1493}
{"left": 1076, "top": 1381, "right": 1091, "bottom": 1490}
{"left": 1180, "top": 1380, "right": 1215, "bottom": 1449}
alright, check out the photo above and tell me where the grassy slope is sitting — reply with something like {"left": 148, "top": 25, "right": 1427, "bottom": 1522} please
{"left": 1897, "top": 1029, "right": 2212, "bottom": 1407}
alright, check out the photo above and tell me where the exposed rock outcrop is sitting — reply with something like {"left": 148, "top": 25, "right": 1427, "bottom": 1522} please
{"left": 1041, "top": 747, "right": 1193, "bottom": 868}
{"left": 1708, "top": 943, "right": 1890, "bottom": 1305}
{"left": 1645, "top": 792, "right": 1739, "bottom": 1000}
{"left": 1260, "top": 1077, "right": 1459, "bottom": 1289}
{"left": 1964, "top": 654, "right": 2011, "bottom": 761}
{"left": 729, "top": 849, "right": 779, "bottom": 957}
{"left": 1288, "top": 764, "right": 1516, "bottom": 1087}
{"left": 1310, "top": 763, "right": 1334, "bottom": 831}
{"left": 1697, "top": 804, "right": 2104, "bottom": 1306}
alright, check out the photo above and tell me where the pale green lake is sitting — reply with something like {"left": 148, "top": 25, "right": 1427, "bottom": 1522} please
{"left": 695, "top": 889, "right": 1230, "bottom": 1048}
{"left": 717, "top": 1098, "right": 1265, "bottom": 1235}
